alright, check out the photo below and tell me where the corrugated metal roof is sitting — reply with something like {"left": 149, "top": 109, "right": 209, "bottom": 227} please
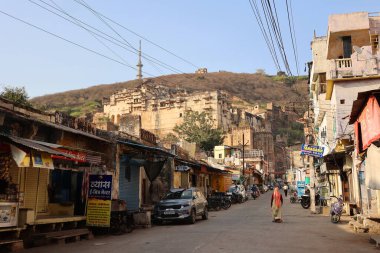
{"left": 0, "top": 133, "right": 74, "bottom": 158}
{"left": 0, "top": 106, "right": 110, "bottom": 143}
{"left": 117, "top": 140, "right": 175, "bottom": 157}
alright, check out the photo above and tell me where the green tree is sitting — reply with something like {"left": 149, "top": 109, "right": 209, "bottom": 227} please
{"left": 162, "top": 133, "right": 180, "bottom": 143}
{"left": 173, "top": 111, "right": 224, "bottom": 152}
{"left": 0, "top": 86, "right": 32, "bottom": 107}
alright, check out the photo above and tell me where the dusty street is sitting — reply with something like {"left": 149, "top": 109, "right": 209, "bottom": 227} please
{"left": 19, "top": 191, "right": 376, "bottom": 253}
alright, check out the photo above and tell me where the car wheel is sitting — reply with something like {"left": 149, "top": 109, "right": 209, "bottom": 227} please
{"left": 189, "top": 209, "right": 196, "bottom": 224}
{"left": 202, "top": 208, "right": 208, "bottom": 220}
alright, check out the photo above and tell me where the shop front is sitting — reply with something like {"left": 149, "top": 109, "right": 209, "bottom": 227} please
{"left": 0, "top": 143, "right": 19, "bottom": 230}
{"left": 0, "top": 134, "right": 110, "bottom": 230}
{"left": 117, "top": 140, "right": 174, "bottom": 211}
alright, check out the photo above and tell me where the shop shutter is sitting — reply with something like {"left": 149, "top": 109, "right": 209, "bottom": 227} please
{"left": 23, "top": 168, "right": 49, "bottom": 213}
{"left": 119, "top": 159, "right": 140, "bottom": 211}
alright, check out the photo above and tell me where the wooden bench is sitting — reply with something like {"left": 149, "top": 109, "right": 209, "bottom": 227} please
{"left": 0, "top": 239, "right": 24, "bottom": 251}
{"left": 34, "top": 229, "right": 92, "bottom": 245}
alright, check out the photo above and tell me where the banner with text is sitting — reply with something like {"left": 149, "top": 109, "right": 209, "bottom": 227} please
{"left": 86, "top": 175, "right": 112, "bottom": 227}
{"left": 301, "top": 144, "right": 324, "bottom": 158}
{"left": 297, "top": 181, "right": 305, "bottom": 197}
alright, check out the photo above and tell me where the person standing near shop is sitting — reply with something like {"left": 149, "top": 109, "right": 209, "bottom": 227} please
{"left": 271, "top": 186, "right": 283, "bottom": 222}
{"left": 283, "top": 184, "right": 288, "bottom": 197}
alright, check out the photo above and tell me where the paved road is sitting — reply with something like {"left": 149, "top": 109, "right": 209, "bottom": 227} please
{"left": 20, "top": 191, "right": 376, "bottom": 253}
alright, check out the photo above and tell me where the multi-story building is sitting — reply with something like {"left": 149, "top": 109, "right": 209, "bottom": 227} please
{"left": 309, "top": 12, "right": 380, "bottom": 212}
{"left": 99, "top": 82, "right": 238, "bottom": 137}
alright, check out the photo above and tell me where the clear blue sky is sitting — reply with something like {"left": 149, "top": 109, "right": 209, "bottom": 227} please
{"left": 0, "top": 1, "right": 378, "bottom": 98}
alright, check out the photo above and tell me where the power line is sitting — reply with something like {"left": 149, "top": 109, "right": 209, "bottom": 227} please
{"left": 285, "top": 0, "right": 299, "bottom": 76}
{"left": 0, "top": 8, "right": 187, "bottom": 88}
{"left": 31, "top": 0, "right": 186, "bottom": 76}
{"left": 48, "top": 0, "right": 129, "bottom": 66}
{"left": 0, "top": 9, "right": 137, "bottom": 70}
{"left": 248, "top": 0, "right": 295, "bottom": 76}
{"left": 248, "top": 0, "right": 281, "bottom": 72}
{"left": 72, "top": 0, "right": 200, "bottom": 69}
{"left": 72, "top": 0, "right": 200, "bottom": 81}
{"left": 265, "top": 0, "right": 292, "bottom": 75}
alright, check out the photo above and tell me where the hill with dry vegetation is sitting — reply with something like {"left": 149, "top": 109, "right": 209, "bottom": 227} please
{"left": 30, "top": 72, "right": 308, "bottom": 116}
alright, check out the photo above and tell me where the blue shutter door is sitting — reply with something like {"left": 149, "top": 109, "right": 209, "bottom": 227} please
{"left": 119, "top": 157, "right": 140, "bottom": 211}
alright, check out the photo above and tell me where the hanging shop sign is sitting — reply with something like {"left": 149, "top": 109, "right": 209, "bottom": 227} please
{"left": 31, "top": 152, "right": 54, "bottom": 169}
{"left": 175, "top": 165, "right": 191, "bottom": 172}
{"left": 51, "top": 149, "right": 86, "bottom": 163}
{"left": 297, "top": 181, "right": 305, "bottom": 197}
{"left": 86, "top": 174, "right": 112, "bottom": 227}
{"left": 11, "top": 145, "right": 54, "bottom": 169}
{"left": 301, "top": 144, "right": 325, "bottom": 158}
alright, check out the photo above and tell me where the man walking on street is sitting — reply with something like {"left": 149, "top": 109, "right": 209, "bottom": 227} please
{"left": 283, "top": 184, "right": 288, "bottom": 197}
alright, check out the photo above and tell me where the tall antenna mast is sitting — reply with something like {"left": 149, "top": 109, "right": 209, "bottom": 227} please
{"left": 137, "top": 40, "right": 143, "bottom": 80}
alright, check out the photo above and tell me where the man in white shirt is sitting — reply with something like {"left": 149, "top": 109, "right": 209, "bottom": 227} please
{"left": 283, "top": 184, "right": 289, "bottom": 197}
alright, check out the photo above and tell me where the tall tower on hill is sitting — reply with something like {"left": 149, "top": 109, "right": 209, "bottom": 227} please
{"left": 137, "top": 40, "right": 143, "bottom": 80}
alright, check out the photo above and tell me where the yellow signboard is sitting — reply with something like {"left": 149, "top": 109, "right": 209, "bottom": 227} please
{"left": 86, "top": 175, "right": 113, "bottom": 227}
{"left": 86, "top": 199, "right": 111, "bottom": 227}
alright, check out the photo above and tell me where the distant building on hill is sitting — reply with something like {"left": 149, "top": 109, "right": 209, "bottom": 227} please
{"left": 195, "top": 68, "right": 208, "bottom": 74}
{"left": 96, "top": 82, "right": 239, "bottom": 138}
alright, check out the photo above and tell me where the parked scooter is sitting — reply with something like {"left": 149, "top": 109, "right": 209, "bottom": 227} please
{"left": 300, "top": 192, "right": 321, "bottom": 209}
{"left": 330, "top": 196, "right": 344, "bottom": 223}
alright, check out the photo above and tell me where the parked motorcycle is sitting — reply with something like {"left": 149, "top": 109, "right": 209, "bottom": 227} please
{"left": 207, "top": 195, "right": 222, "bottom": 211}
{"left": 219, "top": 192, "right": 232, "bottom": 210}
{"left": 208, "top": 192, "right": 232, "bottom": 210}
{"left": 330, "top": 196, "right": 344, "bottom": 223}
{"left": 300, "top": 192, "right": 321, "bottom": 209}
{"left": 251, "top": 186, "right": 260, "bottom": 200}
{"left": 110, "top": 200, "right": 134, "bottom": 235}
{"left": 229, "top": 191, "right": 243, "bottom": 204}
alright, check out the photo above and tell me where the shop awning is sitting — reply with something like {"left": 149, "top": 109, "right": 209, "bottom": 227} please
{"left": 175, "top": 158, "right": 201, "bottom": 169}
{"left": 30, "top": 139, "right": 103, "bottom": 164}
{"left": 349, "top": 89, "right": 380, "bottom": 124}
{"left": 118, "top": 140, "right": 175, "bottom": 157}
{"left": 0, "top": 133, "right": 74, "bottom": 158}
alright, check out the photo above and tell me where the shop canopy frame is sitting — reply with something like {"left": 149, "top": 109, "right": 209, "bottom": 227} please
{"left": 0, "top": 133, "right": 75, "bottom": 159}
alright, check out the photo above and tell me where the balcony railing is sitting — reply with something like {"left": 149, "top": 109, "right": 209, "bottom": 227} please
{"left": 330, "top": 58, "right": 353, "bottom": 79}
{"left": 336, "top": 58, "right": 352, "bottom": 69}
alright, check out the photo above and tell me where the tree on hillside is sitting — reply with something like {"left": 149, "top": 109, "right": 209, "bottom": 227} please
{"left": 0, "top": 86, "right": 32, "bottom": 107}
{"left": 255, "top": 69, "right": 266, "bottom": 75}
{"left": 173, "top": 111, "right": 224, "bottom": 152}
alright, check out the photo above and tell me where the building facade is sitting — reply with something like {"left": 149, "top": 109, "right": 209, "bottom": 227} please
{"left": 308, "top": 12, "right": 380, "bottom": 217}
{"left": 100, "top": 83, "right": 238, "bottom": 138}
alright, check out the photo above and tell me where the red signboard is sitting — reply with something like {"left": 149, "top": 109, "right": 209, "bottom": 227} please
{"left": 356, "top": 96, "right": 380, "bottom": 151}
{"left": 51, "top": 149, "right": 87, "bottom": 163}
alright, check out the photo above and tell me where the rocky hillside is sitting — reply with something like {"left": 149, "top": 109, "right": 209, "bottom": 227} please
{"left": 30, "top": 72, "right": 308, "bottom": 116}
